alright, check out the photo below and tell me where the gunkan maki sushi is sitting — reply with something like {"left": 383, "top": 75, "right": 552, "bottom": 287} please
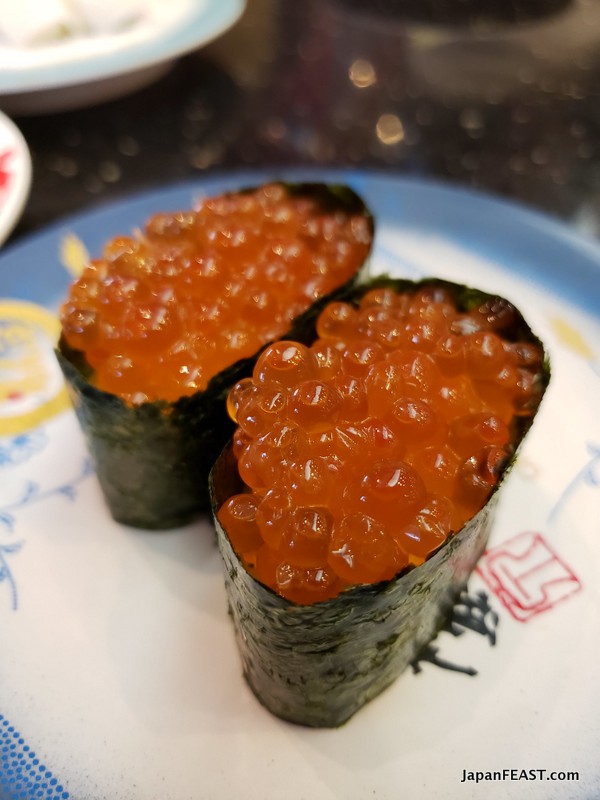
{"left": 210, "top": 277, "right": 549, "bottom": 727}
{"left": 57, "top": 182, "right": 373, "bottom": 528}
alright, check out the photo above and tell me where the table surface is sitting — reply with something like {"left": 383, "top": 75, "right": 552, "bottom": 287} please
{"left": 3, "top": 0, "right": 600, "bottom": 247}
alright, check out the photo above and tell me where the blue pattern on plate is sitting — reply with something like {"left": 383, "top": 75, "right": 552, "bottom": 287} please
{"left": 0, "top": 715, "right": 68, "bottom": 800}
{"left": 548, "top": 442, "right": 600, "bottom": 525}
{"left": 0, "top": 458, "right": 94, "bottom": 611}
{"left": 0, "top": 433, "right": 47, "bottom": 469}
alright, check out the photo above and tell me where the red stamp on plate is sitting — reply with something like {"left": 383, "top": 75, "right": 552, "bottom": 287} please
{"left": 476, "top": 531, "right": 581, "bottom": 622}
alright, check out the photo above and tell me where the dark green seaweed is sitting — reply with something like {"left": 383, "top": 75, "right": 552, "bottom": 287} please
{"left": 56, "top": 182, "right": 373, "bottom": 529}
{"left": 210, "top": 276, "right": 550, "bottom": 727}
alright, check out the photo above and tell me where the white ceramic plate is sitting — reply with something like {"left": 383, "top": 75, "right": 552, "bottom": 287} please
{"left": 0, "top": 0, "right": 246, "bottom": 114}
{"left": 1, "top": 171, "right": 599, "bottom": 800}
{"left": 0, "top": 111, "right": 30, "bottom": 244}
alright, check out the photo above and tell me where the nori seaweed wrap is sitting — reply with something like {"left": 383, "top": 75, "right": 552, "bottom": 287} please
{"left": 56, "top": 182, "right": 373, "bottom": 529}
{"left": 210, "top": 277, "right": 550, "bottom": 727}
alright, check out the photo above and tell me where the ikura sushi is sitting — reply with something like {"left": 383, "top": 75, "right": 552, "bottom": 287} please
{"left": 56, "top": 183, "right": 373, "bottom": 528}
{"left": 210, "top": 278, "right": 549, "bottom": 727}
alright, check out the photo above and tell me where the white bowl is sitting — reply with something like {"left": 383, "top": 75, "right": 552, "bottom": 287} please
{"left": 0, "top": 0, "right": 246, "bottom": 114}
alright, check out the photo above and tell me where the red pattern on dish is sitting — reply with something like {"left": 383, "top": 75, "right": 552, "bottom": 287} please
{"left": 0, "top": 149, "right": 14, "bottom": 195}
{"left": 476, "top": 530, "right": 581, "bottom": 621}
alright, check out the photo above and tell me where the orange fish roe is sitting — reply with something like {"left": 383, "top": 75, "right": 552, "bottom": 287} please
{"left": 60, "top": 184, "right": 372, "bottom": 405}
{"left": 218, "top": 284, "right": 545, "bottom": 605}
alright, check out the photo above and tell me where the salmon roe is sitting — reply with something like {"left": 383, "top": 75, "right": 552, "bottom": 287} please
{"left": 60, "top": 184, "right": 371, "bottom": 404}
{"left": 218, "top": 284, "right": 544, "bottom": 605}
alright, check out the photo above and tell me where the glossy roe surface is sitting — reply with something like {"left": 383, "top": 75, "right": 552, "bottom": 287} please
{"left": 218, "top": 285, "right": 544, "bottom": 605}
{"left": 60, "top": 184, "right": 371, "bottom": 404}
